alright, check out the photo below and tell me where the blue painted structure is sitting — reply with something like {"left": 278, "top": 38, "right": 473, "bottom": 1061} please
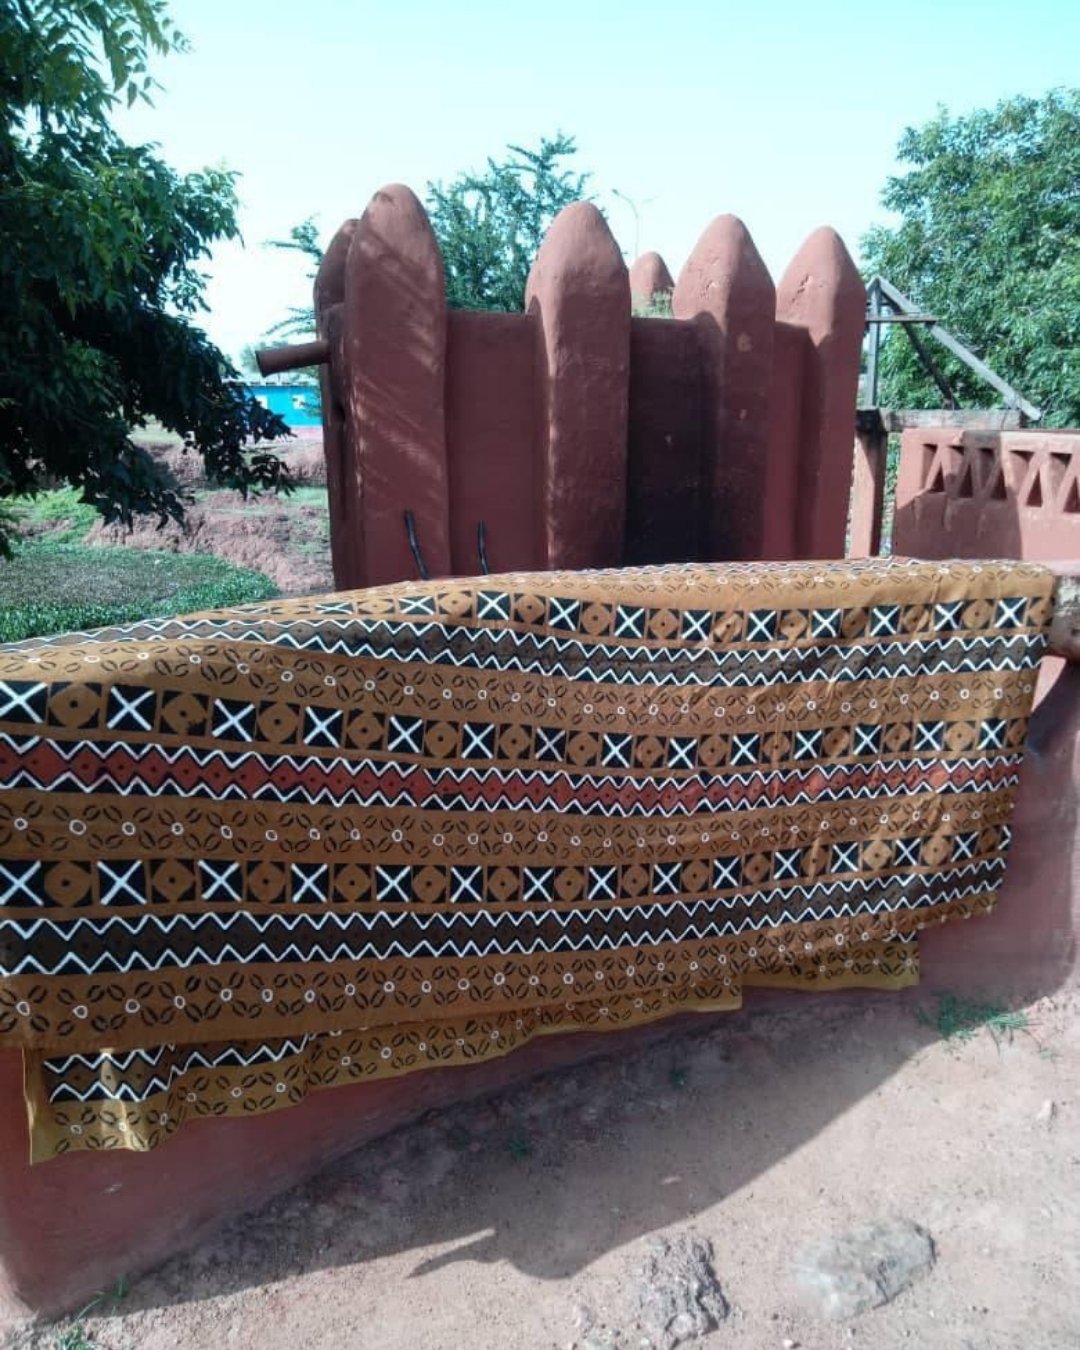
{"left": 244, "top": 383, "right": 322, "bottom": 429}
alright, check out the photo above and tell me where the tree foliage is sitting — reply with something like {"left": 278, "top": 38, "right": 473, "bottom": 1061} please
{"left": 259, "top": 133, "right": 590, "bottom": 358}
{"left": 264, "top": 218, "right": 323, "bottom": 341}
{"left": 426, "top": 133, "right": 590, "bottom": 311}
{"left": 0, "top": 0, "right": 290, "bottom": 555}
{"left": 861, "top": 91, "right": 1080, "bottom": 425}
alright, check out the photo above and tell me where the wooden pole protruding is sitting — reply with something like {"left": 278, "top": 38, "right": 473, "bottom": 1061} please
{"left": 255, "top": 339, "right": 329, "bottom": 378}
{"left": 525, "top": 202, "right": 631, "bottom": 570}
{"left": 673, "top": 215, "right": 775, "bottom": 561}
{"left": 778, "top": 228, "right": 866, "bottom": 559}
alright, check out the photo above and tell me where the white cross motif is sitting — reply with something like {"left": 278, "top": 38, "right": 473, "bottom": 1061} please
{"left": 894, "top": 838, "right": 921, "bottom": 868}
{"left": 401, "top": 594, "right": 436, "bottom": 616}
{"left": 731, "top": 734, "right": 759, "bottom": 766}
{"left": 996, "top": 597, "right": 1027, "bottom": 628}
{"left": 477, "top": 592, "right": 509, "bottom": 621}
{"left": 933, "top": 602, "right": 964, "bottom": 630}
{"left": 980, "top": 719, "right": 1006, "bottom": 750}
{"left": 773, "top": 850, "right": 801, "bottom": 881}
{"left": 212, "top": 700, "right": 255, "bottom": 740}
{"left": 375, "top": 866, "right": 411, "bottom": 902}
{"left": 588, "top": 867, "right": 617, "bottom": 900}
{"left": 668, "top": 738, "right": 696, "bottom": 770}
{"left": 914, "top": 722, "right": 944, "bottom": 752}
{"left": 811, "top": 608, "right": 842, "bottom": 638}
{"left": 852, "top": 725, "right": 880, "bottom": 755}
{"left": 952, "top": 833, "right": 978, "bottom": 860}
{"left": 291, "top": 864, "right": 328, "bottom": 903}
{"left": 198, "top": 861, "right": 242, "bottom": 903}
{"left": 746, "top": 611, "right": 775, "bottom": 642}
{"left": 653, "top": 862, "right": 680, "bottom": 895}
{"left": 833, "top": 842, "right": 860, "bottom": 873}
{"left": 0, "top": 860, "right": 42, "bottom": 906}
{"left": 681, "top": 610, "right": 712, "bottom": 641}
{"left": 535, "top": 727, "right": 564, "bottom": 760}
{"left": 0, "top": 681, "right": 46, "bottom": 722}
{"left": 522, "top": 868, "right": 554, "bottom": 901}
{"left": 107, "top": 686, "right": 155, "bottom": 731}
{"left": 462, "top": 723, "right": 494, "bottom": 758}
{"left": 450, "top": 867, "right": 483, "bottom": 903}
{"left": 869, "top": 605, "right": 900, "bottom": 636}
{"left": 548, "top": 597, "right": 580, "bottom": 629}
{"left": 614, "top": 606, "right": 645, "bottom": 638}
{"left": 97, "top": 860, "right": 144, "bottom": 906}
{"left": 793, "top": 730, "right": 822, "bottom": 760}
{"left": 387, "top": 716, "right": 423, "bottom": 754}
{"left": 713, "top": 857, "right": 740, "bottom": 888}
{"left": 602, "top": 734, "right": 632, "bottom": 767}
{"left": 304, "top": 706, "right": 342, "bottom": 747}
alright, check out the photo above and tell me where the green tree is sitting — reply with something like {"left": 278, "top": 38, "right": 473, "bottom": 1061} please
{"left": 262, "top": 135, "right": 590, "bottom": 339}
{"left": 264, "top": 218, "right": 323, "bottom": 341}
{"left": 426, "top": 133, "right": 590, "bottom": 311}
{"left": 861, "top": 90, "right": 1080, "bottom": 425}
{"left": 0, "top": 0, "right": 291, "bottom": 555}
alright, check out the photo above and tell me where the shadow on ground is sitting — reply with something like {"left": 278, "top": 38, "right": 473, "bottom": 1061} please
{"left": 99, "top": 987, "right": 944, "bottom": 1315}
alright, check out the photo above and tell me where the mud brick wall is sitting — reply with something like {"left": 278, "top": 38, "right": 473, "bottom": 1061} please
{"left": 313, "top": 186, "right": 865, "bottom": 588}
{"left": 893, "top": 428, "right": 1080, "bottom": 562}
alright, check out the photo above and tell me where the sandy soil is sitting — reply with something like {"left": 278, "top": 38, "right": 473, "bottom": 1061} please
{"left": 9, "top": 987, "right": 1079, "bottom": 1350}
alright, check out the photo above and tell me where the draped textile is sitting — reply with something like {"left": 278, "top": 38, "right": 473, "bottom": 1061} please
{"left": 0, "top": 558, "right": 1053, "bottom": 1160}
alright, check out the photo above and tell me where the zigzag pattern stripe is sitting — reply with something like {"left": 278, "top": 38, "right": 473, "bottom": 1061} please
{"left": 0, "top": 734, "right": 1024, "bottom": 813}
{"left": 44, "top": 1037, "right": 319, "bottom": 1102}
{"left": 3, "top": 621, "right": 1044, "bottom": 687}
{"left": 1, "top": 861, "right": 1003, "bottom": 976}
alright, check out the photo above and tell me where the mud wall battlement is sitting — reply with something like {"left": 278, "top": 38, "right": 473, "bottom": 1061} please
{"left": 313, "top": 186, "right": 865, "bottom": 588}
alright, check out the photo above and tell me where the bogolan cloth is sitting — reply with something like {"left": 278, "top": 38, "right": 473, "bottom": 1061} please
{"left": 0, "top": 558, "right": 1053, "bottom": 1160}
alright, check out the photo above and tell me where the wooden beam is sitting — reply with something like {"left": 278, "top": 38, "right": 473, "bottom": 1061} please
{"left": 864, "top": 408, "right": 1025, "bottom": 432}
{"left": 873, "top": 277, "right": 1041, "bottom": 421}
{"left": 865, "top": 313, "right": 938, "bottom": 324}
{"left": 255, "top": 339, "right": 330, "bottom": 378}
{"left": 898, "top": 311, "right": 958, "bottom": 408}
{"left": 865, "top": 278, "right": 882, "bottom": 408}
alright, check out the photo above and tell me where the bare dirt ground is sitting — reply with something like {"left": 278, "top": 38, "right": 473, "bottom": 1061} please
{"left": 8, "top": 987, "right": 1079, "bottom": 1350}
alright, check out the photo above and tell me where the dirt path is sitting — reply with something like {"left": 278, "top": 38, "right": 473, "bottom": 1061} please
{"left": 9, "top": 988, "right": 1079, "bottom": 1350}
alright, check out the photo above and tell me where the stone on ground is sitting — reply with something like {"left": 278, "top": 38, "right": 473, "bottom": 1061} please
{"left": 633, "top": 1233, "right": 728, "bottom": 1347}
{"left": 792, "top": 1218, "right": 935, "bottom": 1320}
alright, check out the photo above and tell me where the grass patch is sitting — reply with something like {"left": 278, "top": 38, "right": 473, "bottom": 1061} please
{"left": 51, "top": 1278, "right": 127, "bottom": 1350}
{"left": 0, "top": 544, "right": 277, "bottom": 643}
{"left": 10, "top": 488, "right": 99, "bottom": 545}
{"left": 918, "top": 994, "right": 1030, "bottom": 1047}
{"left": 283, "top": 486, "right": 328, "bottom": 509}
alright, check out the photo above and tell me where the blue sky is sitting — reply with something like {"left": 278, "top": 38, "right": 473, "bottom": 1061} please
{"left": 116, "top": 0, "right": 1080, "bottom": 363}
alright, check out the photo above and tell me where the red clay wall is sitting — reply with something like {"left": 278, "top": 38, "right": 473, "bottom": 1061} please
{"left": 884, "top": 426, "right": 1080, "bottom": 997}
{"left": 314, "top": 187, "right": 866, "bottom": 587}
{"left": 444, "top": 310, "right": 541, "bottom": 574}
{"left": 893, "top": 428, "right": 1080, "bottom": 560}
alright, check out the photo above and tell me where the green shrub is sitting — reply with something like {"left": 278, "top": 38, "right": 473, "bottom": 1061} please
{"left": 0, "top": 544, "right": 277, "bottom": 643}
{"left": 10, "top": 488, "right": 100, "bottom": 545}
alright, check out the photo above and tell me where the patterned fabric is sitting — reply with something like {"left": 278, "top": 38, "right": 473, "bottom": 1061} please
{"left": 0, "top": 558, "right": 1053, "bottom": 1160}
